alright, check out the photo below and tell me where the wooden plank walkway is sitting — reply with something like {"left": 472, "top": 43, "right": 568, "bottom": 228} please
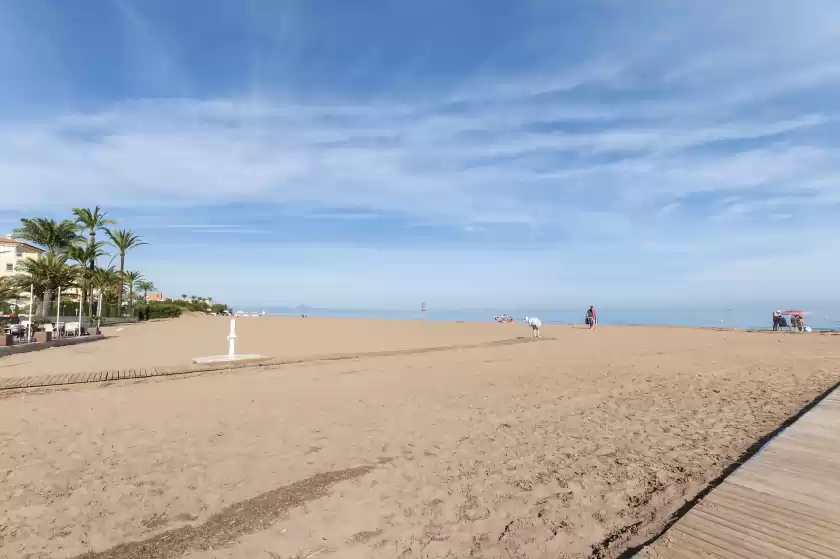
{"left": 639, "top": 386, "right": 840, "bottom": 558}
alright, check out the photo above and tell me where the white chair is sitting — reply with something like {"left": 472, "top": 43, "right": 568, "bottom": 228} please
{"left": 64, "top": 321, "right": 80, "bottom": 337}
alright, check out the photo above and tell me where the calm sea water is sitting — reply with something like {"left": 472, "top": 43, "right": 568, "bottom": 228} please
{"left": 249, "top": 305, "right": 840, "bottom": 331}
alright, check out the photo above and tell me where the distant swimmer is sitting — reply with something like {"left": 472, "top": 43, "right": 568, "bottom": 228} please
{"left": 524, "top": 316, "right": 542, "bottom": 338}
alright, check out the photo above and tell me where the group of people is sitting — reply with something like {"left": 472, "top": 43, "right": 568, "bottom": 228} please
{"left": 522, "top": 305, "right": 598, "bottom": 338}
{"left": 772, "top": 310, "right": 808, "bottom": 332}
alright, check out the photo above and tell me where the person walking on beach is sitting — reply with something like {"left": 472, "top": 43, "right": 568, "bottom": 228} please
{"left": 772, "top": 310, "right": 781, "bottom": 331}
{"left": 586, "top": 305, "right": 597, "bottom": 329}
{"left": 524, "top": 316, "right": 542, "bottom": 338}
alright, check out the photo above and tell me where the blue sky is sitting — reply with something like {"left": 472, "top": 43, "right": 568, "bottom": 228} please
{"left": 1, "top": 0, "right": 839, "bottom": 309}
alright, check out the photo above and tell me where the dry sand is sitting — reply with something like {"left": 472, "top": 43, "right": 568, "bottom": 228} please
{"left": 0, "top": 319, "right": 838, "bottom": 559}
{"left": 0, "top": 316, "right": 524, "bottom": 379}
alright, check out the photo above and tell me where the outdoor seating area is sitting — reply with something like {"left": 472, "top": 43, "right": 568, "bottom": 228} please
{"left": 1, "top": 315, "right": 90, "bottom": 347}
{"left": 62, "top": 321, "right": 83, "bottom": 336}
{"left": 2, "top": 322, "right": 28, "bottom": 344}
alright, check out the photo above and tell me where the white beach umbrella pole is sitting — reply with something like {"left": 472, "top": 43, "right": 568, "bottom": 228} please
{"left": 96, "top": 292, "right": 103, "bottom": 331}
{"left": 27, "top": 284, "right": 33, "bottom": 342}
{"left": 55, "top": 286, "right": 62, "bottom": 338}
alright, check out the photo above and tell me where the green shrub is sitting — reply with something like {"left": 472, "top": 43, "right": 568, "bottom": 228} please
{"left": 44, "top": 301, "right": 82, "bottom": 317}
{"left": 58, "top": 301, "right": 81, "bottom": 316}
{"left": 144, "top": 303, "right": 182, "bottom": 319}
{"left": 210, "top": 303, "right": 229, "bottom": 314}
{"left": 170, "top": 300, "right": 212, "bottom": 312}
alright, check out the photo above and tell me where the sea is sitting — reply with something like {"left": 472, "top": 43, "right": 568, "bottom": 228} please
{"left": 242, "top": 305, "right": 840, "bottom": 331}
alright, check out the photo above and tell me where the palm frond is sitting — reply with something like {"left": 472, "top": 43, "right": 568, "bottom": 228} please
{"left": 12, "top": 218, "right": 80, "bottom": 253}
{"left": 72, "top": 206, "right": 116, "bottom": 232}
{"left": 105, "top": 229, "right": 148, "bottom": 253}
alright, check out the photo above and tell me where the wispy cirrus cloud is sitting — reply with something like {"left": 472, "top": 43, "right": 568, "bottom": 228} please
{"left": 1, "top": 99, "right": 836, "bottom": 221}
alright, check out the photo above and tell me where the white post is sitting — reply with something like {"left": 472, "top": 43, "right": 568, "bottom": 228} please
{"left": 227, "top": 319, "right": 237, "bottom": 357}
{"left": 79, "top": 292, "right": 84, "bottom": 336}
{"left": 55, "top": 286, "right": 62, "bottom": 339}
{"left": 97, "top": 292, "right": 103, "bottom": 331}
{"left": 27, "top": 284, "right": 34, "bottom": 342}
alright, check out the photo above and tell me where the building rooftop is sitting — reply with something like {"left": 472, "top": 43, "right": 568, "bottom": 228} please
{"left": 0, "top": 237, "right": 44, "bottom": 253}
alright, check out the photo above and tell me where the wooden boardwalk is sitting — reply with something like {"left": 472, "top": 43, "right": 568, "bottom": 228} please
{"left": 640, "top": 385, "right": 840, "bottom": 558}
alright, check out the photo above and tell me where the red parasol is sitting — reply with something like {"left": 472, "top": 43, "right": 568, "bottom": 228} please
{"left": 781, "top": 309, "right": 809, "bottom": 315}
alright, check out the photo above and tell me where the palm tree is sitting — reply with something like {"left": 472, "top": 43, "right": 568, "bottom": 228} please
{"left": 73, "top": 206, "right": 116, "bottom": 270}
{"left": 0, "top": 277, "right": 18, "bottom": 301}
{"left": 65, "top": 241, "right": 108, "bottom": 268}
{"left": 90, "top": 266, "right": 120, "bottom": 294}
{"left": 65, "top": 241, "right": 109, "bottom": 314}
{"left": 89, "top": 266, "right": 123, "bottom": 318}
{"left": 13, "top": 253, "right": 78, "bottom": 315}
{"left": 123, "top": 270, "right": 144, "bottom": 314}
{"left": 12, "top": 218, "right": 80, "bottom": 255}
{"left": 181, "top": 293, "right": 188, "bottom": 300}
{"left": 105, "top": 229, "right": 147, "bottom": 314}
{"left": 137, "top": 280, "right": 156, "bottom": 302}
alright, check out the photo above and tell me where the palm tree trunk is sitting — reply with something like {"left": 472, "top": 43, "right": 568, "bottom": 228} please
{"left": 88, "top": 230, "right": 96, "bottom": 271}
{"left": 41, "top": 289, "right": 53, "bottom": 318}
{"left": 117, "top": 253, "right": 125, "bottom": 315}
{"left": 87, "top": 229, "right": 96, "bottom": 315}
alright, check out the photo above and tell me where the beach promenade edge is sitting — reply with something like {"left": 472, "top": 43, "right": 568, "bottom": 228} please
{"left": 634, "top": 383, "right": 840, "bottom": 558}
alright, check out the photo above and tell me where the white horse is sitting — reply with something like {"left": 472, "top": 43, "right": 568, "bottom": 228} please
{"left": 524, "top": 316, "right": 542, "bottom": 338}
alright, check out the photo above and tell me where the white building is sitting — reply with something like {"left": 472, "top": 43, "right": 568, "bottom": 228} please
{"left": 0, "top": 236, "right": 43, "bottom": 278}
{"left": 1, "top": 236, "right": 85, "bottom": 311}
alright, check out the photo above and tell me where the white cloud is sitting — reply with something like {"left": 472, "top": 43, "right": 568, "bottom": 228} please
{"left": 3, "top": 1, "right": 840, "bottom": 305}
{"left": 3, "top": 1, "right": 840, "bottom": 228}
{"left": 1, "top": 96, "right": 837, "bottom": 228}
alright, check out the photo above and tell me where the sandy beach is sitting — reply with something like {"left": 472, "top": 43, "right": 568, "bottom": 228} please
{"left": 1, "top": 317, "right": 838, "bottom": 558}
{"left": 0, "top": 316, "right": 524, "bottom": 379}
